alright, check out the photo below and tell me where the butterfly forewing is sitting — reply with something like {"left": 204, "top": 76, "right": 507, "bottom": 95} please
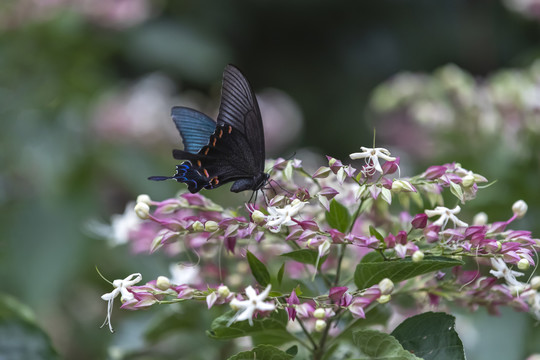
{"left": 218, "top": 65, "right": 266, "bottom": 173}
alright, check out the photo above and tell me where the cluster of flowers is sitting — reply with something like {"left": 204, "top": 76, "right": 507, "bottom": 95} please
{"left": 1, "top": 0, "right": 152, "bottom": 30}
{"left": 99, "top": 146, "right": 540, "bottom": 347}
{"left": 503, "top": 0, "right": 540, "bottom": 21}
{"left": 369, "top": 62, "right": 540, "bottom": 160}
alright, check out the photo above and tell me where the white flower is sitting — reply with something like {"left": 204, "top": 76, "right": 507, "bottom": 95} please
{"left": 265, "top": 199, "right": 307, "bottom": 233}
{"left": 489, "top": 258, "right": 524, "bottom": 290}
{"left": 169, "top": 264, "right": 200, "bottom": 285}
{"left": 425, "top": 206, "right": 468, "bottom": 229}
{"left": 101, "top": 273, "right": 142, "bottom": 332}
{"left": 88, "top": 202, "right": 142, "bottom": 246}
{"left": 229, "top": 285, "right": 276, "bottom": 326}
{"left": 349, "top": 147, "right": 396, "bottom": 175}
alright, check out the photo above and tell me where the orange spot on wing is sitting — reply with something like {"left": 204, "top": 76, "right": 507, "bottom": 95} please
{"left": 197, "top": 160, "right": 202, "bottom": 167}
{"left": 212, "top": 138, "right": 217, "bottom": 146}
{"left": 228, "top": 125, "right": 232, "bottom": 134}
{"left": 204, "top": 147, "right": 209, "bottom": 155}
{"left": 203, "top": 168, "right": 209, "bottom": 178}
{"left": 218, "top": 129, "right": 223, "bottom": 138}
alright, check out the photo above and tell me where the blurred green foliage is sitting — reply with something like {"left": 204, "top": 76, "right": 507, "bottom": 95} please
{"left": 0, "top": 1, "right": 539, "bottom": 359}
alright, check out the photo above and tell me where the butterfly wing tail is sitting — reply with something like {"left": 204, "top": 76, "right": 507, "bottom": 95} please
{"left": 148, "top": 163, "right": 210, "bottom": 193}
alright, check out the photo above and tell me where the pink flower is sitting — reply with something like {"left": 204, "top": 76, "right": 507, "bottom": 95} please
{"left": 287, "top": 290, "right": 300, "bottom": 321}
{"left": 382, "top": 157, "right": 400, "bottom": 175}
{"left": 329, "top": 287, "right": 348, "bottom": 303}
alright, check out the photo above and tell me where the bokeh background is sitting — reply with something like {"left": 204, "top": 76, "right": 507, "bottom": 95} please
{"left": 1, "top": 1, "right": 539, "bottom": 359}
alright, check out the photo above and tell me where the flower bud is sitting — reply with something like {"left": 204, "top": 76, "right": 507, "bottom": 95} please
{"left": 156, "top": 276, "right": 170, "bottom": 290}
{"left": 136, "top": 194, "right": 152, "bottom": 205}
{"left": 472, "top": 212, "right": 488, "bottom": 226}
{"left": 396, "top": 231, "right": 407, "bottom": 245}
{"left": 312, "top": 166, "right": 332, "bottom": 179}
{"left": 411, "top": 213, "right": 428, "bottom": 229}
{"left": 530, "top": 276, "right": 540, "bottom": 290}
{"left": 134, "top": 202, "right": 150, "bottom": 220}
{"left": 313, "top": 308, "right": 326, "bottom": 319}
{"left": 218, "top": 285, "right": 230, "bottom": 297}
{"left": 378, "top": 278, "right": 394, "bottom": 295}
{"left": 252, "top": 210, "right": 266, "bottom": 223}
{"left": 204, "top": 220, "right": 219, "bottom": 232}
{"left": 518, "top": 258, "right": 530, "bottom": 270}
{"left": 314, "top": 319, "right": 327, "bottom": 332}
{"left": 391, "top": 179, "right": 416, "bottom": 193}
{"left": 461, "top": 174, "right": 475, "bottom": 188}
{"left": 192, "top": 221, "right": 204, "bottom": 232}
{"left": 377, "top": 294, "right": 391, "bottom": 304}
{"left": 512, "top": 200, "right": 528, "bottom": 219}
{"left": 412, "top": 250, "right": 424, "bottom": 262}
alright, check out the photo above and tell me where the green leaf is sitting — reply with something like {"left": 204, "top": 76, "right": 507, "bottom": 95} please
{"left": 326, "top": 199, "right": 351, "bottom": 232}
{"left": 228, "top": 344, "right": 294, "bottom": 360}
{"left": 334, "top": 306, "right": 391, "bottom": 343}
{"left": 391, "top": 312, "right": 465, "bottom": 360}
{"left": 360, "top": 251, "right": 385, "bottom": 263}
{"left": 207, "top": 310, "right": 292, "bottom": 344}
{"left": 354, "top": 256, "right": 463, "bottom": 289}
{"left": 277, "top": 263, "right": 285, "bottom": 286}
{"left": 352, "top": 329, "right": 421, "bottom": 359}
{"left": 0, "top": 294, "right": 60, "bottom": 360}
{"left": 285, "top": 345, "right": 298, "bottom": 356}
{"left": 369, "top": 226, "right": 385, "bottom": 242}
{"left": 247, "top": 250, "right": 271, "bottom": 287}
{"left": 281, "top": 249, "right": 319, "bottom": 265}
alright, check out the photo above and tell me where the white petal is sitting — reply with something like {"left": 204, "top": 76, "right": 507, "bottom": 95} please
{"left": 256, "top": 302, "right": 276, "bottom": 312}
{"left": 258, "top": 284, "right": 272, "bottom": 300}
{"left": 245, "top": 286, "right": 257, "bottom": 299}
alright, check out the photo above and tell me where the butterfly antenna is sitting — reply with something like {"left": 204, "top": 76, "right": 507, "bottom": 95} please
{"left": 285, "top": 151, "right": 297, "bottom": 161}
{"left": 269, "top": 179, "right": 293, "bottom": 196}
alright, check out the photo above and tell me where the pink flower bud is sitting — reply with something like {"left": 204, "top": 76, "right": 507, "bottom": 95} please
{"left": 329, "top": 287, "right": 348, "bottom": 303}
{"left": 384, "top": 233, "right": 396, "bottom": 248}
{"left": 396, "top": 231, "right": 408, "bottom": 245}
{"left": 411, "top": 213, "right": 428, "bottom": 229}
{"left": 424, "top": 165, "right": 447, "bottom": 180}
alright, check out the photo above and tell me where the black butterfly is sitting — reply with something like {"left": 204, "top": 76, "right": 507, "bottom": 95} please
{"left": 149, "top": 65, "right": 269, "bottom": 194}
